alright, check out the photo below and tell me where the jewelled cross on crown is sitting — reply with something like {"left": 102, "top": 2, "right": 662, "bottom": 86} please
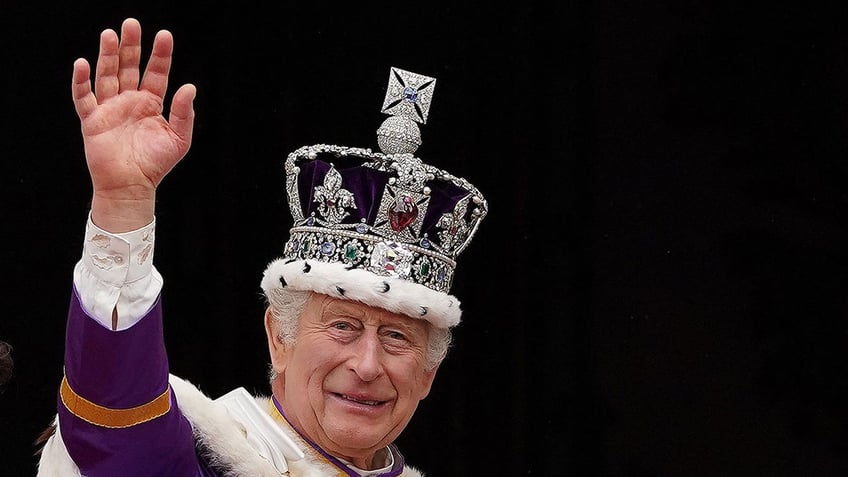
{"left": 376, "top": 67, "right": 437, "bottom": 155}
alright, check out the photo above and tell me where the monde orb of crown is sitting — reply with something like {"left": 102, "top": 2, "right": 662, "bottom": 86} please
{"left": 377, "top": 116, "right": 421, "bottom": 155}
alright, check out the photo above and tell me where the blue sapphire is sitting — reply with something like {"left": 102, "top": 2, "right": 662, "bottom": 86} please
{"left": 321, "top": 241, "right": 335, "bottom": 255}
{"left": 356, "top": 223, "right": 369, "bottom": 234}
{"left": 403, "top": 86, "right": 418, "bottom": 103}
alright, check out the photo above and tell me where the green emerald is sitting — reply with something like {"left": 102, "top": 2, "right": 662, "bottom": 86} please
{"left": 345, "top": 244, "right": 359, "bottom": 261}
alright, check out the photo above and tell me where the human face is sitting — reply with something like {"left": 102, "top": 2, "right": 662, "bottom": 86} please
{"left": 266, "top": 293, "right": 438, "bottom": 468}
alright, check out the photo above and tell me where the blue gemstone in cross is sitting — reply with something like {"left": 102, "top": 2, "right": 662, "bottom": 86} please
{"left": 403, "top": 86, "right": 418, "bottom": 103}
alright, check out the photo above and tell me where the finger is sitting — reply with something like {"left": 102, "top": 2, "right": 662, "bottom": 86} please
{"left": 168, "top": 83, "right": 196, "bottom": 144}
{"left": 94, "top": 28, "right": 120, "bottom": 102}
{"left": 72, "top": 58, "right": 98, "bottom": 120}
{"left": 139, "top": 29, "right": 174, "bottom": 100}
{"left": 117, "top": 18, "right": 142, "bottom": 92}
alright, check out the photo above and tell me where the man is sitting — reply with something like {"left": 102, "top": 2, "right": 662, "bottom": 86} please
{"left": 36, "top": 17, "right": 487, "bottom": 476}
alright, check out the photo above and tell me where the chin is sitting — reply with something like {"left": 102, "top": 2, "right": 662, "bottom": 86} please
{"left": 325, "top": 424, "right": 396, "bottom": 453}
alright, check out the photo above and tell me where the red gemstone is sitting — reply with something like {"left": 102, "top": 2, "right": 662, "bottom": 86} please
{"left": 389, "top": 196, "right": 418, "bottom": 231}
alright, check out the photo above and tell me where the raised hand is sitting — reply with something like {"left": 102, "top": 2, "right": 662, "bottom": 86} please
{"left": 72, "top": 18, "right": 196, "bottom": 232}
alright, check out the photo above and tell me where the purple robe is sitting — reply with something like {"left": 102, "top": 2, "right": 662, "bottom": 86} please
{"left": 58, "top": 286, "right": 219, "bottom": 476}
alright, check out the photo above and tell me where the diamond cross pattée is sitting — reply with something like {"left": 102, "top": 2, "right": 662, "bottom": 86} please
{"left": 380, "top": 67, "right": 437, "bottom": 124}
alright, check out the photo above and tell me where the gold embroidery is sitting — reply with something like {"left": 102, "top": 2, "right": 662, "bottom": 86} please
{"left": 60, "top": 375, "right": 170, "bottom": 428}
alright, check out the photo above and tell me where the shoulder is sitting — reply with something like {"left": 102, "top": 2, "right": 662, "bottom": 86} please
{"left": 169, "top": 375, "right": 283, "bottom": 476}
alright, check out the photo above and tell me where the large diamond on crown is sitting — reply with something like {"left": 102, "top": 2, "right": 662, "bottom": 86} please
{"left": 369, "top": 241, "right": 415, "bottom": 279}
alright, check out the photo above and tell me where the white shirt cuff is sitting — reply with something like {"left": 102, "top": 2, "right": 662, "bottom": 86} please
{"left": 73, "top": 213, "right": 163, "bottom": 330}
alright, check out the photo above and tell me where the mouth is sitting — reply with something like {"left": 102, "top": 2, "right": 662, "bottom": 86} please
{"left": 333, "top": 393, "right": 388, "bottom": 407}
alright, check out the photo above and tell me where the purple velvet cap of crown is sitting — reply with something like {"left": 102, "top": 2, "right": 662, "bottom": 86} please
{"left": 295, "top": 153, "right": 473, "bottom": 251}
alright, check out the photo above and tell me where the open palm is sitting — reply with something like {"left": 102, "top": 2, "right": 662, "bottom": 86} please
{"left": 72, "top": 18, "right": 195, "bottom": 202}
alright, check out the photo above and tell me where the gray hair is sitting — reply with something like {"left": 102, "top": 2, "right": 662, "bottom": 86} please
{"left": 264, "top": 287, "right": 451, "bottom": 382}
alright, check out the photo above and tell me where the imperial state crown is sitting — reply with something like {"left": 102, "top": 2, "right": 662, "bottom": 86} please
{"left": 261, "top": 67, "right": 488, "bottom": 329}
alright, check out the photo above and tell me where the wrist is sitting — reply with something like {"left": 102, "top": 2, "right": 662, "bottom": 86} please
{"left": 90, "top": 193, "right": 156, "bottom": 233}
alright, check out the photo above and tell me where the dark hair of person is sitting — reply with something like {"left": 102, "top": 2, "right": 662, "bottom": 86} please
{"left": 0, "top": 340, "right": 12, "bottom": 388}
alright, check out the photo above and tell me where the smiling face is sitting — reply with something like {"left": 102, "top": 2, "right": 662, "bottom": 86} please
{"left": 265, "top": 293, "right": 439, "bottom": 469}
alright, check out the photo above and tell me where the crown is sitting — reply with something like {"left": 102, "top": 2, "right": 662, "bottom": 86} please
{"left": 262, "top": 67, "right": 488, "bottom": 328}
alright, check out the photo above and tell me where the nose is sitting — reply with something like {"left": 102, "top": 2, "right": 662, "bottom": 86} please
{"left": 348, "top": 330, "right": 385, "bottom": 382}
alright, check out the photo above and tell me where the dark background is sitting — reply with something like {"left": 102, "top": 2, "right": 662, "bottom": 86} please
{"left": 2, "top": 1, "right": 847, "bottom": 476}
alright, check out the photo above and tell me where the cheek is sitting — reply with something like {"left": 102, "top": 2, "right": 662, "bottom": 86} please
{"left": 389, "top": 361, "right": 431, "bottom": 397}
{"left": 294, "top": 345, "right": 342, "bottom": 387}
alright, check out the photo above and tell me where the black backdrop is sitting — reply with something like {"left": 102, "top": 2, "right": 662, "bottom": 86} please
{"left": 2, "top": 2, "right": 847, "bottom": 476}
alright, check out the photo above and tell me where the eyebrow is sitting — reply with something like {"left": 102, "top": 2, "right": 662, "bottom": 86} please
{"left": 379, "top": 318, "right": 429, "bottom": 340}
{"left": 322, "top": 301, "right": 366, "bottom": 319}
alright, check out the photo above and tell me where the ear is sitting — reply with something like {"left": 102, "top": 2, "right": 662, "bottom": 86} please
{"left": 417, "top": 363, "right": 441, "bottom": 400}
{"left": 264, "top": 307, "right": 289, "bottom": 375}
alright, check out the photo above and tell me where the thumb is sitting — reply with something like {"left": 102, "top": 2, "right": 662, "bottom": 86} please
{"left": 169, "top": 83, "right": 196, "bottom": 145}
